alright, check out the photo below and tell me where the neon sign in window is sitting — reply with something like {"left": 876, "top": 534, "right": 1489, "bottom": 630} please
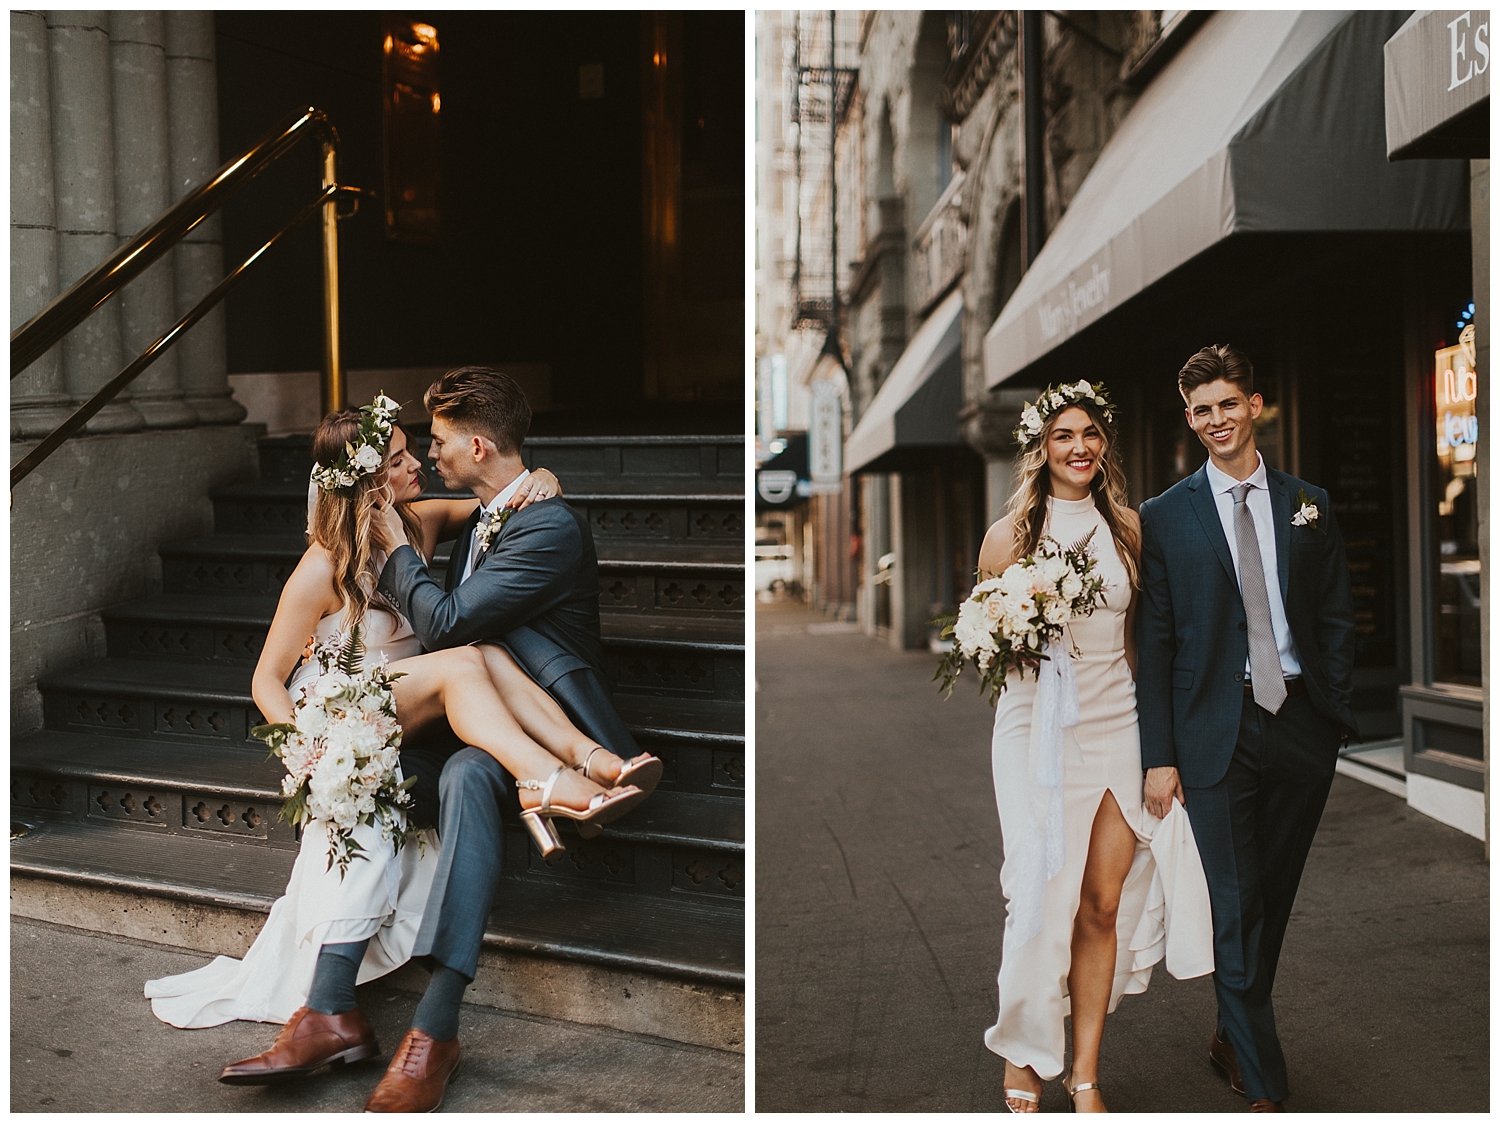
{"left": 1432, "top": 322, "right": 1480, "bottom": 686}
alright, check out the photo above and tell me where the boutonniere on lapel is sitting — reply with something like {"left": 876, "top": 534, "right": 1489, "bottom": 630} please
{"left": 475, "top": 506, "right": 515, "bottom": 556}
{"left": 1290, "top": 489, "right": 1322, "bottom": 532}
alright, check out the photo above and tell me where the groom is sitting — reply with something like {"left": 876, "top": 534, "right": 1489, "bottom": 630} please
{"left": 1136, "top": 345, "right": 1356, "bottom": 1112}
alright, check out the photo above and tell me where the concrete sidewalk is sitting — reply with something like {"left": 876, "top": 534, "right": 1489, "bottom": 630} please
{"left": 754, "top": 599, "right": 1488, "bottom": 1112}
{"left": 12, "top": 918, "right": 743, "bottom": 1113}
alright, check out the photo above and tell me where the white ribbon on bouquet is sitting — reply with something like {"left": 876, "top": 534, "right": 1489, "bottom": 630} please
{"left": 1008, "top": 635, "right": 1082, "bottom": 946}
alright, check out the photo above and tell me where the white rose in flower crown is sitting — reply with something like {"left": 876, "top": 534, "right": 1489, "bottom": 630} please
{"left": 351, "top": 442, "right": 384, "bottom": 471}
{"left": 1020, "top": 406, "right": 1042, "bottom": 433}
{"left": 1049, "top": 391, "right": 1064, "bottom": 409}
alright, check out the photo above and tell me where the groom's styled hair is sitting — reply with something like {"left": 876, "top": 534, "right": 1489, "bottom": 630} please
{"left": 1177, "top": 344, "right": 1255, "bottom": 401}
{"left": 425, "top": 366, "right": 532, "bottom": 456}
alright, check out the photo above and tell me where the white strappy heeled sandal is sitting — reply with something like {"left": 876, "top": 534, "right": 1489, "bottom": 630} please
{"left": 1003, "top": 1086, "right": 1040, "bottom": 1113}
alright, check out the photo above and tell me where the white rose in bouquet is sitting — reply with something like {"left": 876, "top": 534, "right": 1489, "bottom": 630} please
{"left": 1061, "top": 571, "right": 1083, "bottom": 600}
{"left": 1043, "top": 598, "right": 1071, "bottom": 626}
{"left": 314, "top": 671, "right": 353, "bottom": 700}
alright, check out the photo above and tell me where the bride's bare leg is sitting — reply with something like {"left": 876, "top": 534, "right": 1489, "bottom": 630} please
{"left": 1066, "top": 790, "right": 1137, "bottom": 1112}
{"left": 476, "top": 645, "right": 619, "bottom": 777}
{"left": 389, "top": 647, "right": 607, "bottom": 812}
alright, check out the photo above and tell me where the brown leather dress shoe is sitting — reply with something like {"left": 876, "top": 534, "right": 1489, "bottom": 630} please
{"left": 219, "top": 1006, "right": 380, "bottom": 1084}
{"left": 1209, "top": 1028, "right": 1245, "bottom": 1096}
{"left": 362, "top": 1028, "right": 461, "bottom": 1112}
{"left": 1249, "top": 1098, "right": 1285, "bottom": 1112}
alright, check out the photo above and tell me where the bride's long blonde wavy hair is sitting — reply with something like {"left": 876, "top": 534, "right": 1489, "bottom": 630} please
{"left": 308, "top": 410, "right": 423, "bottom": 628}
{"left": 1005, "top": 398, "right": 1140, "bottom": 588}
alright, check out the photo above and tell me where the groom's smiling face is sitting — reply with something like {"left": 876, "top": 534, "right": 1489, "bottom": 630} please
{"left": 1184, "top": 378, "right": 1262, "bottom": 465}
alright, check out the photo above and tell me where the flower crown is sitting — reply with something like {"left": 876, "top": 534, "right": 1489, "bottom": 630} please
{"left": 310, "top": 393, "right": 402, "bottom": 492}
{"left": 1014, "top": 380, "right": 1115, "bottom": 448}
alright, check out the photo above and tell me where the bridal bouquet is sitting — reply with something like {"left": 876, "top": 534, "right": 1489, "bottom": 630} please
{"left": 252, "top": 626, "right": 418, "bottom": 878}
{"left": 935, "top": 528, "right": 1106, "bottom": 705}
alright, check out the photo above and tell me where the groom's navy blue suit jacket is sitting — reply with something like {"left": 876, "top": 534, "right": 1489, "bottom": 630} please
{"left": 377, "top": 498, "right": 641, "bottom": 761}
{"left": 1136, "top": 463, "right": 1357, "bottom": 789}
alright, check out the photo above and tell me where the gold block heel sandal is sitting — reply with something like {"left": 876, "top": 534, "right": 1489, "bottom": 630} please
{"left": 518, "top": 764, "right": 646, "bottom": 858}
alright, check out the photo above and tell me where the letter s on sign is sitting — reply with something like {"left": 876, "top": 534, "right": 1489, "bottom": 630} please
{"left": 1476, "top": 17, "right": 1489, "bottom": 75}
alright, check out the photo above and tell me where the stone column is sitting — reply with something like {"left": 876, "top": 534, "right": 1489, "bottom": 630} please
{"left": 45, "top": 10, "right": 143, "bottom": 432}
{"left": 11, "top": 10, "right": 73, "bottom": 438}
{"left": 165, "top": 11, "right": 243, "bottom": 424}
{"left": 109, "top": 10, "right": 194, "bottom": 428}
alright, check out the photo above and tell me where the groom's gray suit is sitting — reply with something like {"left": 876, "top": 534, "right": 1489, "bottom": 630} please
{"left": 1136, "top": 461, "right": 1356, "bottom": 1104}
{"left": 377, "top": 497, "right": 640, "bottom": 978}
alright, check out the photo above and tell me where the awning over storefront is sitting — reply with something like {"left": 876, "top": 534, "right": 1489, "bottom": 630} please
{"left": 845, "top": 288, "right": 963, "bottom": 474}
{"left": 985, "top": 10, "right": 1470, "bottom": 389}
{"left": 1385, "top": 9, "right": 1491, "bottom": 160}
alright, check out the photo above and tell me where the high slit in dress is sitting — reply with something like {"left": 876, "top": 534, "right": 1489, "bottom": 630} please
{"left": 982, "top": 494, "right": 1172, "bottom": 1079}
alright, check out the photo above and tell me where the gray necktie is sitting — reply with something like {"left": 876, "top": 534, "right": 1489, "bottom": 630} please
{"left": 1232, "top": 482, "right": 1286, "bottom": 715}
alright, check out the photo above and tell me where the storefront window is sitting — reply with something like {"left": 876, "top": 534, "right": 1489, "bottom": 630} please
{"left": 1431, "top": 323, "right": 1481, "bottom": 686}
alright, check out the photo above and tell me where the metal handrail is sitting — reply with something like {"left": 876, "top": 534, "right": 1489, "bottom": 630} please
{"left": 11, "top": 183, "right": 365, "bottom": 488}
{"left": 10, "top": 105, "right": 363, "bottom": 488}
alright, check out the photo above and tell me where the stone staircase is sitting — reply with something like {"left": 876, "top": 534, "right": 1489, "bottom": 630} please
{"left": 11, "top": 431, "right": 745, "bottom": 1034}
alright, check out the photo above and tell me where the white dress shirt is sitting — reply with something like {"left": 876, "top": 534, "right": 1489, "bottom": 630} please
{"left": 460, "top": 469, "right": 530, "bottom": 585}
{"left": 1203, "top": 453, "right": 1301, "bottom": 679}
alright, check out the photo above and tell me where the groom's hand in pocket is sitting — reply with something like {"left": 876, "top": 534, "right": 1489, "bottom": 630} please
{"left": 1144, "top": 766, "right": 1185, "bottom": 820}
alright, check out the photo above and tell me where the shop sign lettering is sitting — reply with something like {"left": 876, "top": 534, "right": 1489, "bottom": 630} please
{"left": 1448, "top": 11, "right": 1490, "bottom": 91}
{"left": 1037, "top": 263, "right": 1110, "bottom": 343}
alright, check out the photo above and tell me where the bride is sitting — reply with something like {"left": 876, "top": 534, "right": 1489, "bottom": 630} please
{"left": 146, "top": 395, "right": 658, "bottom": 1075}
{"left": 979, "top": 382, "right": 1210, "bottom": 1112}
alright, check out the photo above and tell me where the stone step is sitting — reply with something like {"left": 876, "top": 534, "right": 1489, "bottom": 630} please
{"left": 11, "top": 730, "right": 743, "bottom": 858}
{"left": 212, "top": 478, "right": 744, "bottom": 549}
{"left": 258, "top": 432, "right": 744, "bottom": 495}
{"left": 10, "top": 817, "right": 743, "bottom": 985}
{"left": 100, "top": 594, "right": 745, "bottom": 702}
{"left": 36, "top": 660, "right": 744, "bottom": 800}
{"left": 158, "top": 534, "right": 745, "bottom": 619}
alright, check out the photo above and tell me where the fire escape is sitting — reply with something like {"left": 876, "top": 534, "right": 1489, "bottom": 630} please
{"left": 788, "top": 12, "right": 858, "bottom": 335}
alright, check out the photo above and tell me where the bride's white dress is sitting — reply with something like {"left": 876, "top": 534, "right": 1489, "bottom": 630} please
{"left": 144, "top": 593, "right": 441, "bottom": 1029}
{"left": 982, "top": 494, "right": 1212, "bottom": 1078}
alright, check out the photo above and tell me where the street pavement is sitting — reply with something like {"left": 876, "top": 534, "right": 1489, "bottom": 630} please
{"left": 754, "top": 598, "right": 1489, "bottom": 1112}
{"left": 12, "top": 918, "right": 743, "bottom": 1113}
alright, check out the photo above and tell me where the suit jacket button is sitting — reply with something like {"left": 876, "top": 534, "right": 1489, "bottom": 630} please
{"left": 1234, "top": 672, "right": 1244, "bottom": 681}
{"left": 1238, "top": 622, "right": 1247, "bottom": 631}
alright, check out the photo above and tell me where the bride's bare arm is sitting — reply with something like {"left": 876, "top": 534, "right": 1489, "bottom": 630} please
{"left": 976, "top": 514, "right": 1018, "bottom": 580}
{"left": 251, "top": 547, "right": 342, "bottom": 727}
